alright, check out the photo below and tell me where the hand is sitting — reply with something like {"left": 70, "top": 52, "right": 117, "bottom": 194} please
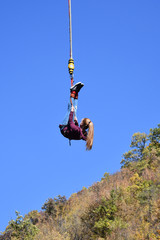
{"left": 71, "top": 105, "right": 74, "bottom": 112}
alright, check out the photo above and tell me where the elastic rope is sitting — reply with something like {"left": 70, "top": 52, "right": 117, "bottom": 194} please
{"left": 68, "top": 0, "right": 73, "bottom": 59}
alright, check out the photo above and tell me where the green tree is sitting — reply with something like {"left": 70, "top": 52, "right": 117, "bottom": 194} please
{"left": 149, "top": 124, "right": 160, "bottom": 145}
{"left": 41, "top": 195, "right": 67, "bottom": 234}
{"left": 81, "top": 190, "right": 117, "bottom": 238}
{"left": 121, "top": 132, "right": 148, "bottom": 168}
{"left": 42, "top": 195, "right": 67, "bottom": 219}
{"left": 6, "top": 211, "right": 39, "bottom": 240}
{"left": 148, "top": 124, "right": 160, "bottom": 157}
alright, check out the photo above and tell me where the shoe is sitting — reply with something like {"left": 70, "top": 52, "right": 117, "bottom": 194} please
{"left": 70, "top": 82, "right": 84, "bottom": 93}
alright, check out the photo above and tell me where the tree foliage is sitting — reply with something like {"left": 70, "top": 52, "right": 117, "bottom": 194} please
{"left": 5, "top": 211, "right": 39, "bottom": 240}
{"left": 1, "top": 124, "right": 160, "bottom": 240}
{"left": 41, "top": 195, "right": 67, "bottom": 219}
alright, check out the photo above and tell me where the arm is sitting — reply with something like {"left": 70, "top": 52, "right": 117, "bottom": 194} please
{"left": 68, "top": 111, "right": 74, "bottom": 125}
{"left": 80, "top": 128, "right": 87, "bottom": 141}
{"left": 68, "top": 106, "right": 86, "bottom": 140}
{"left": 68, "top": 108, "right": 82, "bottom": 134}
{"left": 74, "top": 117, "right": 79, "bottom": 126}
{"left": 68, "top": 107, "right": 78, "bottom": 130}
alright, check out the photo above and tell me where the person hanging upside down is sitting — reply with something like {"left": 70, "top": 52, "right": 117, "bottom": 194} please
{"left": 59, "top": 82, "right": 94, "bottom": 150}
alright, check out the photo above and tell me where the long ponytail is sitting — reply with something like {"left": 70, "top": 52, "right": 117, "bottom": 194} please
{"left": 81, "top": 118, "right": 94, "bottom": 150}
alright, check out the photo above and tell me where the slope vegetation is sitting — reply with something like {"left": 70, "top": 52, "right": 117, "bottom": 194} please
{"left": 1, "top": 125, "right": 160, "bottom": 240}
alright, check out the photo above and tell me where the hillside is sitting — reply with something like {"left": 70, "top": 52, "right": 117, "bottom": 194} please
{"left": 1, "top": 125, "right": 160, "bottom": 240}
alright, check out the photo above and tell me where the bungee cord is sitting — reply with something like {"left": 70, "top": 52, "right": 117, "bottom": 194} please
{"left": 68, "top": 0, "right": 73, "bottom": 59}
{"left": 68, "top": 0, "right": 74, "bottom": 86}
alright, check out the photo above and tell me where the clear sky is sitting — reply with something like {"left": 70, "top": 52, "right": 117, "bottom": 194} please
{"left": 0, "top": 0, "right": 160, "bottom": 232}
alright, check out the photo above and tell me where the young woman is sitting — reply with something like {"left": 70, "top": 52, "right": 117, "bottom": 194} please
{"left": 59, "top": 82, "right": 94, "bottom": 150}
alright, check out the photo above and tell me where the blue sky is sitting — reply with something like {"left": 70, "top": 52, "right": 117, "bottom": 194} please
{"left": 0, "top": 0, "right": 160, "bottom": 232}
